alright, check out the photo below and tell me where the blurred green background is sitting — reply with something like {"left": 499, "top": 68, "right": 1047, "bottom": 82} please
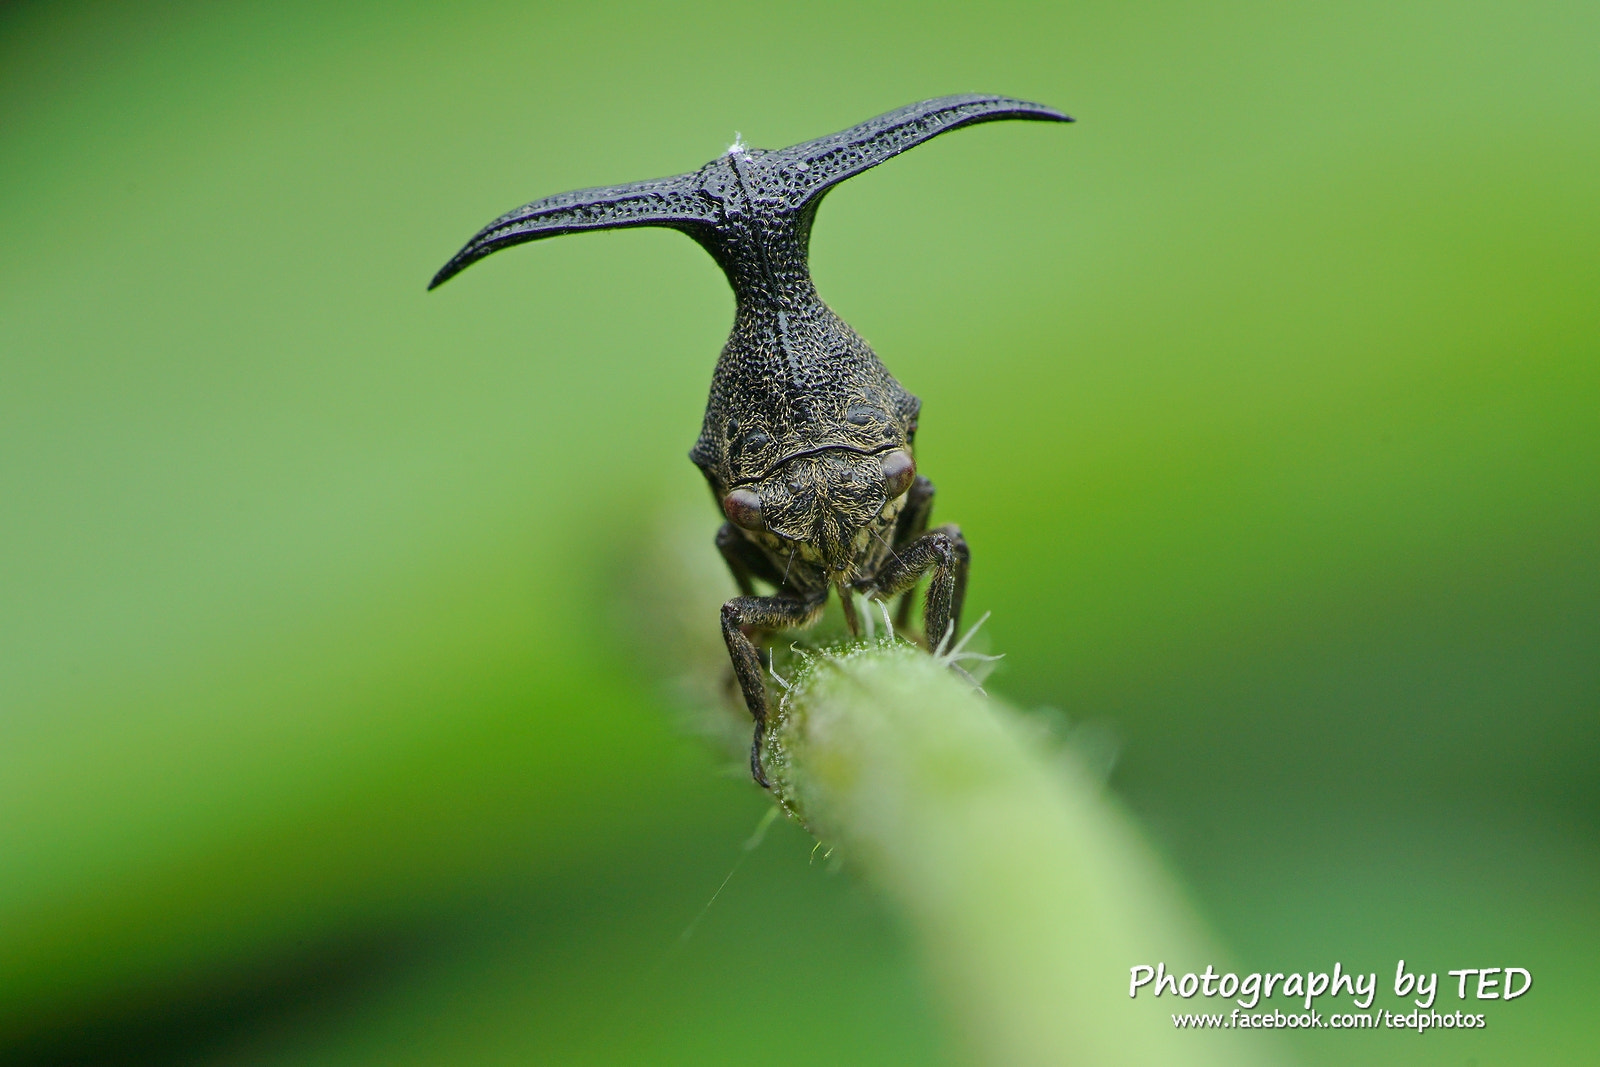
{"left": 2, "top": 0, "right": 1595, "bottom": 1063}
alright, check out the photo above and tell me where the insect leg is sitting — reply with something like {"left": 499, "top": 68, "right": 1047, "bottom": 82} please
{"left": 892, "top": 475, "right": 937, "bottom": 630}
{"left": 721, "top": 593, "right": 824, "bottom": 787}
{"left": 715, "top": 522, "right": 787, "bottom": 596}
{"left": 872, "top": 524, "right": 970, "bottom": 652}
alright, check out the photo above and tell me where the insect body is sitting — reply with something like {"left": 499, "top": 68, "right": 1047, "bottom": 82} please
{"left": 431, "top": 94, "right": 1071, "bottom": 786}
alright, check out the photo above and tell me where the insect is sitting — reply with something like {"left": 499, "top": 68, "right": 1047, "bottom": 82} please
{"left": 431, "top": 94, "right": 1071, "bottom": 786}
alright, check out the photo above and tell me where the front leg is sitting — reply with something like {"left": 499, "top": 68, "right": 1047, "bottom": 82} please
{"left": 716, "top": 521, "right": 788, "bottom": 596}
{"left": 893, "top": 475, "right": 937, "bottom": 629}
{"left": 869, "top": 524, "right": 970, "bottom": 653}
{"left": 721, "top": 593, "right": 824, "bottom": 787}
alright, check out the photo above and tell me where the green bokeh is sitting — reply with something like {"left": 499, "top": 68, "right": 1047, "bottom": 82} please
{"left": 2, "top": 0, "right": 1595, "bottom": 1063}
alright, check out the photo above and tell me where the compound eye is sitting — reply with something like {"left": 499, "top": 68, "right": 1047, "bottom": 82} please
{"left": 879, "top": 449, "right": 916, "bottom": 499}
{"left": 722, "top": 488, "right": 765, "bottom": 531}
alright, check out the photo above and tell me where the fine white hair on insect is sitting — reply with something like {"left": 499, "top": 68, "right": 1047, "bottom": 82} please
{"left": 727, "top": 132, "right": 747, "bottom": 155}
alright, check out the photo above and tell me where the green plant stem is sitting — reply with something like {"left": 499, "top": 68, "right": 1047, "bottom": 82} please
{"left": 766, "top": 641, "right": 1277, "bottom": 1067}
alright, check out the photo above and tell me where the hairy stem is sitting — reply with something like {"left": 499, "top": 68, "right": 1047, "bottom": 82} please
{"left": 764, "top": 641, "right": 1276, "bottom": 1067}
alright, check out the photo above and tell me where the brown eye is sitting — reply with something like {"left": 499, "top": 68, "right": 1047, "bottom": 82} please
{"left": 722, "top": 488, "right": 765, "bottom": 530}
{"left": 879, "top": 449, "right": 916, "bottom": 499}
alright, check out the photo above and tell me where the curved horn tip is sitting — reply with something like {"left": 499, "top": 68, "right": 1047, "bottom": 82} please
{"left": 1005, "top": 99, "right": 1073, "bottom": 123}
{"left": 427, "top": 256, "right": 470, "bottom": 290}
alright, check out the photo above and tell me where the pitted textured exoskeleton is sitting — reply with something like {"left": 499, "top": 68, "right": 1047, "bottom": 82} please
{"left": 431, "top": 94, "right": 1071, "bottom": 786}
